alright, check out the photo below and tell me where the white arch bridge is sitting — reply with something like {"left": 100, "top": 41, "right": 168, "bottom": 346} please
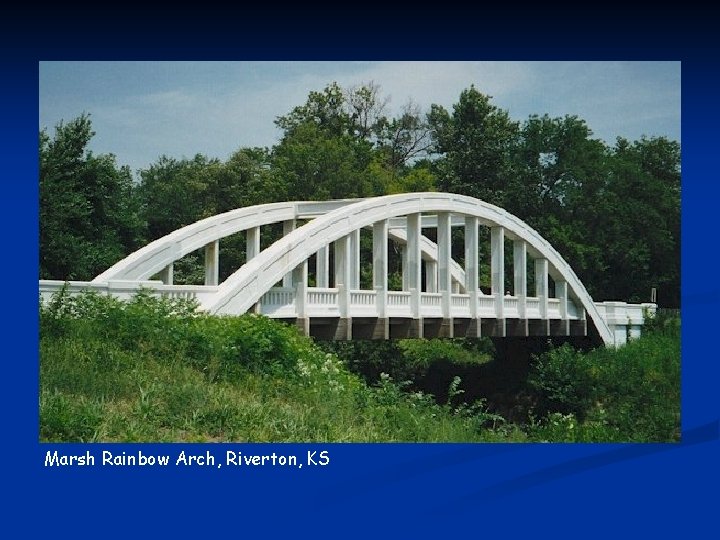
{"left": 40, "top": 193, "right": 655, "bottom": 346}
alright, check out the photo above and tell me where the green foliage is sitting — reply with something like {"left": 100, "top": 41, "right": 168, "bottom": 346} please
{"left": 527, "top": 322, "right": 680, "bottom": 442}
{"left": 322, "top": 338, "right": 493, "bottom": 387}
{"left": 528, "top": 344, "right": 595, "bottom": 418}
{"left": 40, "top": 83, "right": 679, "bottom": 306}
{"left": 40, "top": 114, "right": 143, "bottom": 280}
{"left": 428, "top": 85, "right": 520, "bottom": 207}
{"left": 40, "top": 292, "right": 521, "bottom": 442}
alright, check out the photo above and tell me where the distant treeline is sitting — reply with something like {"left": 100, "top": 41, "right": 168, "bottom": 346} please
{"left": 40, "top": 82, "right": 680, "bottom": 306}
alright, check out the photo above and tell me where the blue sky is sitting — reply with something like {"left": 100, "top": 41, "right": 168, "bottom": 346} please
{"left": 39, "top": 61, "right": 680, "bottom": 175}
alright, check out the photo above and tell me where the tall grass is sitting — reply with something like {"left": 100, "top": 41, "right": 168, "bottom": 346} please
{"left": 40, "top": 290, "right": 679, "bottom": 442}
{"left": 40, "top": 290, "right": 521, "bottom": 442}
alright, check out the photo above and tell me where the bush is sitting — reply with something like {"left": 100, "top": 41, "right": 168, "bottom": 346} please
{"left": 527, "top": 323, "right": 680, "bottom": 442}
{"left": 528, "top": 344, "right": 595, "bottom": 419}
{"left": 41, "top": 291, "right": 510, "bottom": 442}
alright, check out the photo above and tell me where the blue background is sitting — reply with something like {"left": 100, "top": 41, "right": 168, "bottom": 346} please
{"left": 3, "top": 10, "right": 717, "bottom": 538}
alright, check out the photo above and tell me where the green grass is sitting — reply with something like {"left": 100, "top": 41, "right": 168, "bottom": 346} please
{"left": 40, "top": 290, "right": 524, "bottom": 442}
{"left": 39, "top": 290, "right": 679, "bottom": 443}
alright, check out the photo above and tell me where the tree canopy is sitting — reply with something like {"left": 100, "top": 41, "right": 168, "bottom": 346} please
{"left": 39, "top": 84, "right": 680, "bottom": 306}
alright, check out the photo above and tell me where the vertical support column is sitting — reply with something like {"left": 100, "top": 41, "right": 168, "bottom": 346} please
{"left": 159, "top": 262, "right": 174, "bottom": 285}
{"left": 401, "top": 245, "right": 408, "bottom": 291}
{"left": 510, "top": 239, "right": 528, "bottom": 337}
{"left": 282, "top": 219, "right": 296, "bottom": 288}
{"left": 334, "top": 235, "right": 351, "bottom": 314}
{"left": 373, "top": 220, "right": 388, "bottom": 317}
{"left": 246, "top": 227, "right": 261, "bottom": 313}
{"left": 373, "top": 219, "right": 389, "bottom": 339}
{"left": 246, "top": 226, "right": 260, "bottom": 262}
{"left": 465, "top": 216, "right": 479, "bottom": 336}
{"left": 555, "top": 279, "right": 569, "bottom": 336}
{"left": 491, "top": 226, "right": 505, "bottom": 336}
{"left": 334, "top": 235, "right": 352, "bottom": 339}
{"left": 204, "top": 240, "right": 219, "bottom": 286}
{"left": 293, "top": 260, "right": 309, "bottom": 336}
{"left": 407, "top": 213, "right": 423, "bottom": 337}
{"left": 437, "top": 212, "right": 453, "bottom": 337}
{"left": 349, "top": 229, "right": 360, "bottom": 290}
{"left": 316, "top": 244, "right": 329, "bottom": 288}
{"left": 534, "top": 258, "right": 549, "bottom": 335}
{"left": 425, "top": 261, "right": 438, "bottom": 293}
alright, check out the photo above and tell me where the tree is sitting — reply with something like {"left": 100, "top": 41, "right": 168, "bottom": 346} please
{"left": 40, "top": 114, "right": 142, "bottom": 280}
{"left": 135, "top": 148, "right": 281, "bottom": 283}
{"left": 376, "top": 100, "right": 433, "bottom": 174}
{"left": 603, "top": 137, "right": 680, "bottom": 306}
{"left": 428, "top": 86, "right": 519, "bottom": 207}
{"left": 272, "top": 83, "right": 383, "bottom": 200}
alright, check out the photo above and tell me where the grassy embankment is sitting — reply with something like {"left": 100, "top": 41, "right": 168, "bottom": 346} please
{"left": 40, "top": 291, "right": 679, "bottom": 442}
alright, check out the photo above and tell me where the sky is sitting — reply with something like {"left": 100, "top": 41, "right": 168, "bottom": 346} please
{"left": 39, "top": 61, "right": 680, "bottom": 175}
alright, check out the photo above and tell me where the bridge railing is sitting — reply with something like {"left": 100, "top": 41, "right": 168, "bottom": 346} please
{"left": 350, "top": 290, "right": 377, "bottom": 317}
{"left": 38, "top": 280, "right": 220, "bottom": 306}
{"left": 39, "top": 281, "right": 653, "bottom": 346}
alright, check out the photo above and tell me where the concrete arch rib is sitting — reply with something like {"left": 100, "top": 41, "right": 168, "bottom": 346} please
{"left": 92, "top": 200, "right": 359, "bottom": 283}
{"left": 92, "top": 198, "right": 469, "bottom": 289}
{"left": 204, "top": 193, "right": 613, "bottom": 345}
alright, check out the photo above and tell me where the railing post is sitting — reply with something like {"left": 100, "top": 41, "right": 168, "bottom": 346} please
{"left": 204, "top": 240, "right": 219, "bottom": 286}
{"left": 246, "top": 226, "right": 260, "bottom": 262}
{"left": 282, "top": 219, "right": 296, "bottom": 287}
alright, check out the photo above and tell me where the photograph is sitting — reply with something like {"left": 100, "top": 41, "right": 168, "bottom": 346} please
{"left": 39, "top": 61, "right": 680, "bottom": 443}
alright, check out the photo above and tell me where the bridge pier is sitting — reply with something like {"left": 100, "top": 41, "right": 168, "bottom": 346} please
{"left": 481, "top": 318, "right": 506, "bottom": 337}
{"left": 351, "top": 317, "right": 389, "bottom": 340}
{"left": 438, "top": 318, "right": 454, "bottom": 338}
{"left": 550, "top": 319, "right": 570, "bottom": 336}
{"left": 295, "top": 317, "right": 310, "bottom": 337}
{"left": 570, "top": 319, "right": 587, "bottom": 336}
{"left": 506, "top": 318, "right": 528, "bottom": 337}
{"left": 453, "top": 318, "right": 470, "bottom": 338}
{"left": 389, "top": 318, "right": 423, "bottom": 339}
{"left": 528, "top": 319, "right": 550, "bottom": 336}
{"left": 419, "top": 318, "right": 454, "bottom": 338}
